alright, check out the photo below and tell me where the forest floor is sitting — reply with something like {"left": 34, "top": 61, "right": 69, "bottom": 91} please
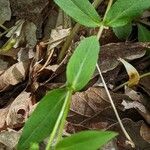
{"left": 0, "top": 0, "right": 150, "bottom": 149}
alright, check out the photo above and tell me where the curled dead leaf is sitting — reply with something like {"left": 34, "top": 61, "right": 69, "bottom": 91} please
{"left": 6, "top": 91, "right": 32, "bottom": 127}
{"left": 99, "top": 42, "right": 148, "bottom": 73}
{"left": 0, "top": 129, "right": 21, "bottom": 149}
{"left": 0, "top": 61, "right": 29, "bottom": 92}
{"left": 108, "top": 119, "right": 150, "bottom": 150}
{"left": 0, "top": 0, "right": 11, "bottom": 24}
{"left": 46, "top": 26, "right": 71, "bottom": 56}
{"left": 119, "top": 58, "right": 140, "bottom": 87}
{"left": 71, "top": 87, "right": 110, "bottom": 117}
{"left": 0, "top": 107, "right": 9, "bottom": 130}
{"left": 0, "top": 59, "right": 9, "bottom": 75}
{"left": 122, "top": 100, "right": 146, "bottom": 113}
{"left": 140, "top": 123, "right": 150, "bottom": 143}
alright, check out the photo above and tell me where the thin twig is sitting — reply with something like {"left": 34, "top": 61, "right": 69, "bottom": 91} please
{"left": 0, "top": 24, "right": 8, "bottom": 30}
{"left": 51, "top": 0, "right": 135, "bottom": 148}
{"left": 57, "top": 23, "right": 80, "bottom": 63}
{"left": 96, "top": 64, "right": 135, "bottom": 147}
{"left": 96, "top": 0, "right": 135, "bottom": 147}
{"left": 113, "top": 71, "right": 150, "bottom": 92}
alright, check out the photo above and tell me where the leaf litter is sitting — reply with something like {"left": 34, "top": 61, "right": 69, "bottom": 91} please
{"left": 0, "top": 0, "right": 150, "bottom": 149}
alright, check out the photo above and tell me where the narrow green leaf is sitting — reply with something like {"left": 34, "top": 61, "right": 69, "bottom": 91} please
{"left": 17, "top": 88, "right": 67, "bottom": 150}
{"left": 105, "top": 0, "right": 150, "bottom": 27}
{"left": 66, "top": 36, "right": 100, "bottom": 91}
{"left": 55, "top": 131, "right": 118, "bottom": 150}
{"left": 54, "top": 0, "right": 101, "bottom": 27}
{"left": 138, "top": 24, "right": 150, "bottom": 42}
{"left": 113, "top": 23, "right": 132, "bottom": 39}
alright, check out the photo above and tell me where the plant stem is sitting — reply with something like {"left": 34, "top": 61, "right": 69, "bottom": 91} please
{"left": 57, "top": 0, "right": 135, "bottom": 147}
{"left": 113, "top": 71, "right": 150, "bottom": 92}
{"left": 140, "top": 72, "right": 150, "bottom": 78}
{"left": 55, "top": 90, "right": 73, "bottom": 142}
{"left": 46, "top": 90, "right": 72, "bottom": 150}
{"left": 96, "top": 0, "right": 135, "bottom": 147}
{"left": 92, "top": 0, "right": 103, "bottom": 8}
{"left": 57, "top": 23, "right": 80, "bottom": 63}
{"left": 0, "top": 24, "right": 8, "bottom": 30}
{"left": 96, "top": 65, "right": 135, "bottom": 148}
{"left": 57, "top": 0, "right": 104, "bottom": 63}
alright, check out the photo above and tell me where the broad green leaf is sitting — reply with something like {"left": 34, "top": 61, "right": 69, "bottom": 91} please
{"left": 66, "top": 36, "right": 100, "bottom": 91}
{"left": 55, "top": 131, "right": 117, "bottom": 150}
{"left": 138, "top": 24, "right": 150, "bottom": 42}
{"left": 54, "top": 0, "right": 101, "bottom": 27}
{"left": 17, "top": 88, "right": 67, "bottom": 150}
{"left": 113, "top": 23, "right": 132, "bottom": 39}
{"left": 105, "top": 0, "right": 150, "bottom": 27}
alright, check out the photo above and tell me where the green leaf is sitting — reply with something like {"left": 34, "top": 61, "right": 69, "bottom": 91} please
{"left": 138, "top": 24, "right": 150, "bottom": 42}
{"left": 55, "top": 131, "right": 117, "bottom": 150}
{"left": 113, "top": 23, "right": 132, "bottom": 39}
{"left": 54, "top": 0, "right": 101, "bottom": 27}
{"left": 105, "top": 0, "right": 150, "bottom": 27}
{"left": 66, "top": 36, "right": 100, "bottom": 91}
{"left": 17, "top": 88, "right": 67, "bottom": 150}
{"left": 29, "top": 143, "right": 39, "bottom": 150}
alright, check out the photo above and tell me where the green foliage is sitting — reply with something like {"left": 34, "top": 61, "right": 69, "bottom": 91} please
{"left": 138, "top": 24, "right": 150, "bottom": 42}
{"left": 54, "top": 0, "right": 101, "bottom": 27}
{"left": 17, "top": 88, "right": 67, "bottom": 149}
{"left": 55, "top": 131, "right": 117, "bottom": 150}
{"left": 113, "top": 23, "right": 132, "bottom": 39}
{"left": 17, "top": 0, "right": 125, "bottom": 148}
{"left": 17, "top": 37, "right": 103, "bottom": 149}
{"left": 29, "top": 143, "right": 39, "bottom": 150}
{"left": 66, "top": 36, "right": 100, "bottom": 91}
{"left": 105, "top": 0, "right": 150, "bottom": 27}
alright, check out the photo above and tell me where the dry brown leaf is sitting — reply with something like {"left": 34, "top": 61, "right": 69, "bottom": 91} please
{"left": 119, "top": 58, "right": 140, "bottom": 86}
{"left": 47, "top": 26, "right": 71, "bottom": 52}
{"left": 108, "top": 119, "right": 150, "bottom": 150}
{"left": 125, "top": 86, "right": 142, "bottom": 101}
{"left": 140, "top": 123, "right": 150, "bottom": 143}
{"left": 70, "top": 87, "right": 132, "bottom": 117}
{"left": 0, "top": 107, "right": 9, "bottom": 130}
{"left": 0, "top": 59, "right": 9, "bottom": 75}
{"left": 71, "top": 87, "right": 110, "bottom": 117}
{"left": 140, "top": 76, "right": 150, "bottom": 96}
{"left": 124, "top": 87, "right": 150, "bottom": 124}
{"left": 69, "top": 87, "right": 133, "bottom": 125}
{"left": 6, "top": 91, "right": 32, "bottom": 127}
{"left": 0, "top": 0, "right": 11, "bottom": 24}
{"left": 0, "top": 61, "right": 29, "bottom": 92}
{"left": 9, "top": 0, "right": 49, "bottom": 26}
{"left": 99, "top": 42, "right": 149, "bottom": 73}
{"left": 0, "top": 129, "right": 21, "bottom": 149}
{"left": 122, "top": 100, "right": 146, "bottom": 113}
{"left": 17, "top": 48, "right": 34, "bottom": 62}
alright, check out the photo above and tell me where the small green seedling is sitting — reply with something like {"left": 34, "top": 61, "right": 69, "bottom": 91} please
{"left": 17, "top": 36, "right": 117, "bottom": 150}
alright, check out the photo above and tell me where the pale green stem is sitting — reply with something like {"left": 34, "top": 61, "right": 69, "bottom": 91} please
{"left": 92, "top": 0, "right": 103, "bottom": 8}
{"left": 57, "top": 23, "right": 80, "bottom": 63}
{"left": 0, "top": 24, "right": 8, "bottom": 30}
{"left": 140, "top": 72, "right": 150, "bottom": 78}
{"left": 113, "top": 72, "right": 150, "bottom": 92}
{"left": 96, "top": 0, "right": 135, "bottom": 147}
{"left": 46, "top": 90, "right": 72, "bottom": 150}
